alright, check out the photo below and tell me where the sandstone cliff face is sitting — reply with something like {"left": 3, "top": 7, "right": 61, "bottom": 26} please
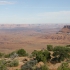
{"left": 40, "top": 25, "right": 70, "bottom": 44}
{"left": 64, "top": 25, "right": 70, "bottom": 29}
{"left": 59, "top": 25, "right": 70, "bottom": 33}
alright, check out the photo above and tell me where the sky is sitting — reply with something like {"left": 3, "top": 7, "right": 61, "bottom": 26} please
{"left": 0, "top": 0, "right": 70, "bottom": 24}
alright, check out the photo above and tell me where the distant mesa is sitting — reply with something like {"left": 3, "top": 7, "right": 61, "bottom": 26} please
{"left": 64, "top": 25, "right": 70, "bottom": 29}
{"left": 58, "top": 25, "right": 70, "bottom": 34}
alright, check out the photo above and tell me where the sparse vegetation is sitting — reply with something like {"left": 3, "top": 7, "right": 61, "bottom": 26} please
{"left": 0, "top": 45, "right": 70, "bottom": 70}
{"left": 66, "top": 45, "right": 70, "bottom": 47}
{"left": 0, "top": 52, "right": 4, "bottom": 58}
{"left": 57, "top": 62, "right": 70, "bottom": 70}
{"left": 21, "top": 60, "right": 37, "bottom": 70}
{"left": 21, "top": 59, "right": 49, "bottom": 70}
{"left": 52, "top": 46, "right": 70, "bottom": 63}
{"left": 17, "top": 49, "right": 28, "bottom": 57}
{"left": 0, "top": 60, "right": 8, "bottom": 70}
{"left": 39, "top": 65, "right": 49, "bottom": 70}
{"left": 35, "top": 50, "right": 51, "bottom": 63}
{"left": 31, "top": 50, "right": 38, "bottom": 57}
{"left": 5, "top": 49, "right": 28, "bottom": 58}
{"left": 47, "top": 45, "right": 53, "bottom": 51}
{"left": 8, "top": 59, "right": 19, "bottom": 67}
{"left": 5, "top": 51, "right": 17, "bottom": 58}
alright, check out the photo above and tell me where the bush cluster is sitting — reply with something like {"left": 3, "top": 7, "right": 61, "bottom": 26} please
{"left": 57, "top": 62, "right": 70, "bottom": 70}
{"left": 32, "top": 45, "right": 70, "bottom": 64}
{"left": 21, "top": 60, "right": 37, "bottom": 70}
{"left": 0, "top": 45, "right": 70, "bottom": 70}
{"left": 17, "top": 49, "right": 28, "bottom": 57}
{"left": 8, "top": 59, "right": 19, "bottom": 67}
{"left": 5, "top": 49, "right": 28, "bottom": 58}
{"left": 0, "top": 60, "right": 8, "bottom": 70}
{"left": 21, "top": 60, "right": 49, "bottom": 70}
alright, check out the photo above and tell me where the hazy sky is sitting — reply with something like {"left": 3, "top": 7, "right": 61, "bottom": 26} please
{"left": 0, "top": 0, "right": 70, "bottom": 24}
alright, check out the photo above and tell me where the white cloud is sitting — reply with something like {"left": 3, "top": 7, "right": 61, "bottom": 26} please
{"left": 0, "top": 1, "right": 15, "bottom": 5}
{"left": 0, "top": 11, "right": 70, "bottom": 24}
{"left": 38, "top": 11, "right": 70, "bottom": 17}
{"left": 13, "top": 11, "right": 70, "bottom": 24}
{"left": 36, "top": 11, "right": 70, "bottom": 23}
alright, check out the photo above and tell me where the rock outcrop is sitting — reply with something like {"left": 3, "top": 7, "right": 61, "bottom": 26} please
{"left": 59, "top": 25, "right": 70, "bottom": 33}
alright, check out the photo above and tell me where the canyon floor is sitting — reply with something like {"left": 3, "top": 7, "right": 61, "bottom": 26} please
{"left": 0, "top": 24, "right": 70, "bottom": 53}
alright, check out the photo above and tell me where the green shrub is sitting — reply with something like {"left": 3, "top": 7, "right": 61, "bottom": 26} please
{"left": 52, "top": 46, "right": 70, "bottom": 62}
{"left": 4, "top": 54, "right": 10, "bottom": 58}
{"left": 36, "top": 50, "right": 51, "bottom": 63}
{"left": 40, "top": 65, "right": 49, "bottom": 70}
{"left": 0, "top": 52, "right": 4, "bottom": 58}
{"left": 66, "top": 45, "right": 70, "bottom": 47}
{"left": 57, "top": 62, "right": 70, "bottom": 70}
{"left": 21, "top": 60, "right": 37, "bottom": 70}
{"left": 31, "top": 50, "right": 38, "bottom": 57}
{"left": 5, "top": 51, "right": 16, "bottom": 58}
{"left": 5, "top": 49, "right": 28, "bottom": 58}
{"left": 34, "top": 65, "right": 49, "bottom": 70}
{"left": 8, "top": 59, "right": 19, "bottom": 67}
{"left": 0, "top": 60, "right": 8, "bottom": 70}
{"left": 47, "top": 45, "right": 53, "bottom": 51}
{"left": 17, "top": 49, "right": 28, "bottom": 57}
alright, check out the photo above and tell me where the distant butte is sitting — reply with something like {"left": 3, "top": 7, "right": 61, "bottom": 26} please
{"left": 58, "top": 25, "right": 70, "bottom": 34}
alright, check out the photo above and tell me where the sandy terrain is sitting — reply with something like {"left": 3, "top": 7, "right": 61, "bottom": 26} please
{"left": 0, "top": 24, "right": 69, "bottom": 53}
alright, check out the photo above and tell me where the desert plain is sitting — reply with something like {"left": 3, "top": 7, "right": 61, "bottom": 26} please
{"left": 0, "top": 24, "right": 70, "bottom": 53}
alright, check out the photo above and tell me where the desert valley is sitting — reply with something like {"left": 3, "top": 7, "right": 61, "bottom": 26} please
{"left": 0, "top": 24, "right": 70, "bottom": 53}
